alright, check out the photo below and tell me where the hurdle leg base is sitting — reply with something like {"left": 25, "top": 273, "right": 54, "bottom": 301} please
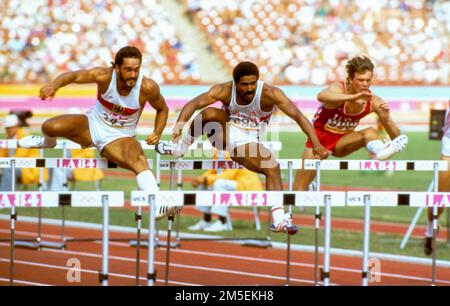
{"left": 156, "top": 240, "right": 180, "bottom": 249}
{"left": 240, "top": 240, "right": 272, "bottom": 248}
{"left": 38, "top": 241, "right": 66, "bottom": 250}
{"left": 14, "top": 241, "right": 40, "bottom": 249}
{"left": 129, "top": 239, "right": 180, "bottom": 249}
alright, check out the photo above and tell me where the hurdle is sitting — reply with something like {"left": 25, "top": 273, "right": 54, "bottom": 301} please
{"left": 400, "top": 180, "right": 434, "bottom": 249}
{"left": 156, "top": 158, "right": 302, "bottom": 248}
{"left": 131, "top": 190, "right": 346, "bottom": 286}
{"left": 0, "top": 190, "right": 124, "bottom": 286}
{"left": 304, "top": 159, "right": 448, "bottom": 286}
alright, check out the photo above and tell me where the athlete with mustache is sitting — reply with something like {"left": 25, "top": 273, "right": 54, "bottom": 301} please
{"left": 157, "top": 61, "right": 329, "bottom": 234}
{"left": 19, "top": 46, "right": 181, "bottom": 220}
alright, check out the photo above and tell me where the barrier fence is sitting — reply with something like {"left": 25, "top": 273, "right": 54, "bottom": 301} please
{"left": 0, "top": 152, "right": 448, "bottom": 286}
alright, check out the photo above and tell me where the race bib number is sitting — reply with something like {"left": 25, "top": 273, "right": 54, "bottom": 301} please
{"left": 102, "top": 112, "right": 128, "bottom": 127}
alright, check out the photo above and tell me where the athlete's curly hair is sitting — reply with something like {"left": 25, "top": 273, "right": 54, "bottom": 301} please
{"left": 346, "top": 56, "right": 374, "bottom": 80}
{"left": 112, "top": 46, "right": 142, "bottom": 67}
{"left": 233, "top": 61, "right": 259, "bottom": 83}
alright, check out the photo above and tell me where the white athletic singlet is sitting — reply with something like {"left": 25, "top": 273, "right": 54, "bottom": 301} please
{"left": 85, "top": 69, "right": 144, "bottom": 151}
{"left": 90, "top": 69, "right": 143, "bottom": 133}
{"left": 225, "top": 80, "right": 272, "bottom": 132}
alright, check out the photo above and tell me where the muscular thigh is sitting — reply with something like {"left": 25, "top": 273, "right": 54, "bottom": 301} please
{"left": 201, "top": 108, "right": 228, "bottom": 151}
{"left": 333, "top": 131, "right": 365, "bottom": 157}
{"left": 100, "top": 137, "right": 149, "bottom": 174}
{"left": 43, "top": 115, "right": 92, "bottom": 147}
{"left": 293, "top": 146, "right": 317, "bottom": 191}
{"left": 230, "top": 143, "right": 277, "bottom": 174}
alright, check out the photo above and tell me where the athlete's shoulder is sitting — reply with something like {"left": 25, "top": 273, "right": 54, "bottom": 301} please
{"left": 141, "top": 76, "right": 161, "bottom": 98}
{"left": 261, "top": 83, "right": 286, "bottom": 101}
{"left": 90, "top": 66, "right": 111, "bottom": 77}
{"left": 209, "top": 81, "right": 232, "bottom": 100}
{"left": 369, "top": 94, "right": 385, "bottom": 111}
{"left": 326, "top": 83, "right": 346, "bottom": 93}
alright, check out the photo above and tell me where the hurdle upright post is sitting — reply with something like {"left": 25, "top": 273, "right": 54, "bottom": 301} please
{"left": 135, "top": 204, "right": 142, "bottom": 286}
{"left": 400, "top": 180, "right": 434, "bottom": 249}
{"left": 285, "top": 161, "right": 293, "bottom": 286}
{"left": 314, "top": 161, "right": 321, "bottom": 286}
{"left": 175, "top": 168, "right": 182, "bottom": 245}
{"left": 431, "top": 162, "right": 439, "bottom": 286}
{"left": 100, "top": 195, "right": 110, "bottom": 286}
{"left": 37, "top": 149, "right": 45, "bottom": 246}
{"left": 9, "top": 159, "right": 16, "bottom": 286}
{"left": 322, "top": 194, "right": 332, "bottom": 286}
{"left": 164, "top": 161, "right": 176, "bottom": 285}
{"left": 147, "top": 194, "right": 156, "bottom": 286}
{"left": 60, "top": 143, "right": 69, "bottom": 249}
{"left": 362, "top": 194, "right": 371, "bottom": 286}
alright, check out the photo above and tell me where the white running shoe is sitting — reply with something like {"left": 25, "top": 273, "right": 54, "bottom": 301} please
{"left": 155, "top": 203, "right": 182, "bottom": 221}
{"left": 270, "top": 213, "right": 298, "bottom": 235}
{"left": 155, "top": 141, "right": 185, "bottom": 158}
{"left": 187, "top": 220, "right": 213, "bottom": 231}
{"left": 375, "top": 135, "right": 408, "bottom": 160}
{"left": 18, "top": 135, "right": 56, "bottom": 148}
{"left": 204, "top": 220, "right": 229, "bottom": 232}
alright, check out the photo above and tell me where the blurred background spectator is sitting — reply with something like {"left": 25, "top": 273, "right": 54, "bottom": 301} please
{"left": 0, "top": 0, "right": 448, "bottom": 85}
{"left": 0, "top": 0, "right": 200, "bottom": 84}
{"left": 184, "top": 0, "right": 449, "bottom": 85}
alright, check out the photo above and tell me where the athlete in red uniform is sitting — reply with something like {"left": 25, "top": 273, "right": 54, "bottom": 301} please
{"left": 294, "top": 55, "right": 408, "bottom": 191}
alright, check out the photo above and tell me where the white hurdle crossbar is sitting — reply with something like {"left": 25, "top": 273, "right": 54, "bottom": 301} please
{"left": 131, "top": 190, "right": 346, "bottom": 286}
{"left": 0, "top": 139, "right": 282, "bottom": 152}
{"left": 156, "top": 158, "right": 302, "bottom": 249}
{"left": 305, "top": 159, "right": 447, "bottom": 286}
{"left": 348, "top": 190, "right": 450, "bottom": 285}
{"left": 0, "top": 190, "right": 124, "bottom": 286}
{"left": 0, "top": 157, "right": 153, "bottom": 169}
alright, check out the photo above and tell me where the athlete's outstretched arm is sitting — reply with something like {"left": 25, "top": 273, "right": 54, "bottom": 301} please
{"left": 317, "top": 84, "right": 371, "bottom": 106}
{"left": 269, "top": 86, "right": 330, "bottom": 159}
{"left": 39, "top": 67, "right": 109, "bottom": 101}
{"left": 172, "top": 83, "right": 227, "bottom": 141}
{"left": 372, "top": 96, "right": 400, "bottom": 140}
{"left": 146, "top": 80, "right": 169, "bottom": 145}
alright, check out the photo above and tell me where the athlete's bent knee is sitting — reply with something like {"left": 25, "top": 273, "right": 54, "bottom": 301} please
{"left": 362, "top": 127, "right": 378, "bottom": 140}
{"left": 42, "top": 119, "right": 59, "bottom": 137}
{"left": 128, "top": 154, "right": 149, "bottom": 174}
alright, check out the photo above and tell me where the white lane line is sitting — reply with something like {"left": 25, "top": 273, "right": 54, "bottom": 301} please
{"left": 0, "top": 277, "right": 52, "bottom": 286}
{"left": 92, "top": 240, "right": 450, "bottom": 285}
{"left": 0, "top": 245, "right": 321, "bottom": 285}
{"left": 0, "top": 228, "right": 73, "bottom": 240}
{"left": 0, "top": 258, "right": 198, "bottom": 286}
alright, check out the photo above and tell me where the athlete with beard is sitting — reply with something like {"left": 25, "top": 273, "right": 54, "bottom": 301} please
{"left": 19, "top": 46, "right": 180, "bottom": 220}
{"left": 156, "top": 61, "right": 329, "bottom": 234}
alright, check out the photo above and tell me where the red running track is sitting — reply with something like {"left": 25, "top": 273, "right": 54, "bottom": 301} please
{"left": 0, "top": 220, "right": 449, "bottom": 286}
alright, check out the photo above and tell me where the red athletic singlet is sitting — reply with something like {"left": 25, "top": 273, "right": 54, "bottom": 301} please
{"left": 306, "top": 82, "right": 372, "bottom": 152}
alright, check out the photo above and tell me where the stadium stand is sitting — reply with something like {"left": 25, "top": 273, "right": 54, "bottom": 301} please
{"left": 0, "top": 0, "right": 200, "bottom": 84}
{"left": 184, "top": 0, "right": 450, "bottom": 85}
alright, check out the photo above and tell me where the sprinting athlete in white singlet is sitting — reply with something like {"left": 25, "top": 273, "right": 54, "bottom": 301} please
{"left": 424, "top": 105, "right": 450, "bottom": 255}
{"left": 157, "top": 61, "right": 329, "bottom": 234}
{"left": 19, "top": 46, "right": 180, "bottom": 220}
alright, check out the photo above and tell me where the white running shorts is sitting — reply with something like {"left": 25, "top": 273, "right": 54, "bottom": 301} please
{"left": 85, "top": 109, "right": 135, "bottom": 152}
{"left": 227, "top": 123, "right": 261, "bottom": 151}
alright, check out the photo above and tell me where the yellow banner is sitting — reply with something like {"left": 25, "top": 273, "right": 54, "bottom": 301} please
{"left": 0, "top": 84, "right": 96, "bottom": 97}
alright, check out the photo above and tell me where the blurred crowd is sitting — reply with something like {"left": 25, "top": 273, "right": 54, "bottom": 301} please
{"left": 0, "top": 0, "right": 200, "bottom": 84}
{"left": 1, "top": 0, "right": 449, "bottom": 85}
{"left": 185, "top": 0, "right": 449, "bottom": 85}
